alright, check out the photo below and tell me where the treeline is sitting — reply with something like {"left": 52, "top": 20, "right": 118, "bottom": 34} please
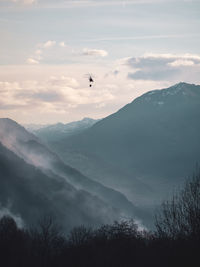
{"left": 0, "top": 171, "right": 200, "bottom": 267}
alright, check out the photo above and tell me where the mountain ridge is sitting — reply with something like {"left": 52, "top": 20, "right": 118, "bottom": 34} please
{"left": 0, "top": 141, "right": 121, "bottom": 231}
{"left": 28, "top": 117, "right": 99, "bottom": 143}
{"left": 0, "top": 118, "right": 142, "bottom": 227}
{"left": 48, "top": 82, "right": 200, "bottom": 210}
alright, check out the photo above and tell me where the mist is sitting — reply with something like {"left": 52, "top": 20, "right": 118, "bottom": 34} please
{"left": 0, "top": 118, "right": 143, "bottom": 232}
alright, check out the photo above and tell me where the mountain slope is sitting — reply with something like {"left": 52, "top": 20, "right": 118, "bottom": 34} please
{"left": 51, "top": 82, "right": 200, "bottom": 203}
{"left": 0, "top": 118, "right": 140, "bottom": 226}
{"left": 0, "top": 142, "right": 120, "bottom": 232}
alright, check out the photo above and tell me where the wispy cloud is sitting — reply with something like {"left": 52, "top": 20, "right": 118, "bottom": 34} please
{"left": 26, "top": 40, "right": 57, "bottom": 64}
{"left": 82, "top": 48, "right": 108, "bottom": 57}
{"left": 59, "top": 42, "right": 67, "bottom": 47}
{"left": 168, "top": 60, "right": 195, "bottom": 67}
{"left": 2, "top": 0, "right": 37, "bottom": 5}
{"left": 27, "top": 58, "right": 39, "bottom": 64}
{"left": 41, "top": 40, "right": 56, "bottom": 48}
{"left": 83, "top": 34, "right": 200, "bottom": 42}
{"left": 20, "top": 0, "right": 199, "bottom": 9}
{"left": 26, "top": 42, "right": 108, "bottom": 64}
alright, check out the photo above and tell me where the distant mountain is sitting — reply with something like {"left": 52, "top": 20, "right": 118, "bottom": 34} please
{"left": 0, "top": 118, "right": 141, "bottom": 228}
{"left": 24, "top": 123, "right": 48, "bottom": 131}
{"left": 30, "top": 118, "right": 99, "bottom": 143}
{"left": 50, "top": 82, "right": 200, "bottom": 208}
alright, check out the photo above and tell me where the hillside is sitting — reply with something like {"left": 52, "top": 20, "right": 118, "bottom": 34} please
{"left": 0, "top": 118, "right": 141, "bottom": 228}
{"left": 0, "top": 142, "right": 120, "bottom": 231}
{"left": 49, "top": 82, "right": 200, "bottom": 206}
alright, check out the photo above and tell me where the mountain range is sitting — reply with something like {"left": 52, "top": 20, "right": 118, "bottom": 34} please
{"left": 45, "top": 82, "right": 200, "bottom": 210}
{"left": 0, "top": 118, "right": 140, "bottom": 231}
{"left": 0, "top": 82, "right": 199, "bottom": 230}
{"left": 27, "top": 117, "right": 98, "bottom": 143}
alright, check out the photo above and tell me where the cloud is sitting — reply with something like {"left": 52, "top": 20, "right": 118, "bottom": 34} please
{"left": 26, "top": 41, "right": 57, "bottom": 64}
{"left": 49, "top": 76, "right": 79, "bottom": 88}
{"left": 42, "top": 40, "right": 56, "bottom": 48}
{"left": 0, "top": 63, "right": 172, "bottom": 125}
{"left": 83, "top": 48, "right": 108, "bottom": 57}
{"left": 27, "top": 58, "right": 39, "bottom": 64}
{"left": 168, "top": 59, "right": 195, "bottom": 67}
{"left": 6, "top": 0, "right": 37, "bottom": 4}
{"left": 1, "top": 60, "right": 199, "bottom": 124}
{"left": 35, "top": 49, "right": 42, "bottom": 55}
{"left": 85, "top": 34, "right": 200, "bottom": 43}
{"left": 59, "top": 41, "right": 66, "bottom": 47}
{"left": 26, "top": 43, "right": 108, "bottom": 65}
{"left": 16, "top": 0, "right": 196, "bottom": 9}
{"left": 125, "top": 53, "right": 200, "bottom": 81}
{"left": 1, "top": 0, "right": 198, "bottom": 9}
{"left": 0, "top": 75, "right": 114, "bottom": 113}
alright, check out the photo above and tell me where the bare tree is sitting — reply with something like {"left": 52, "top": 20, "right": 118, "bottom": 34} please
{"left": 155, "top": 170, "right": 200, "bottom": 240}
{"left": 68, "top": 225, "right": 93, "bottom": 247}
{"left": 0, "top": 216, "right": 18, "bottom": 238}
{"left": 30, "top": 215, "right": 64, "bottom": 267}
{"left": 95, "top": 220, "right": 139, "bottom": 241}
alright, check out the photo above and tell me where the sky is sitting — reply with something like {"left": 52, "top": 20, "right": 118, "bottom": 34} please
{"left": 0, "top": 0, "right": 200, "bottom": 124}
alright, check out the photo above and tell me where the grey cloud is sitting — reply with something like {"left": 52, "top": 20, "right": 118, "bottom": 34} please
{"left": 128, "top": 69, "right": 180, "bottom": 81}
{"left": 126, "top": 54, "right": 200, "bottom": 81}
{"left": 0, "top": 102, "right": 24, "bottom": 110}
{"left": 82, "top": 48, "right": 108, "bottom": 57}
{"left": 33, "top": 91, "right": 63, "bottom": 102}
{"left": 113, "top": 70, "right": 120, "bottom": 76}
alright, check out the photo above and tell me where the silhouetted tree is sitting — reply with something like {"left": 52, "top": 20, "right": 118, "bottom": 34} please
{"left": 153, "top": 171, "right": 200, "bottom": 267}
{"left": 29, "top": 215, "right": 65, "bottom": 267}
{"left": 68, "top": 225, "right": 93, "bottom": 247}
{"left": 0, "top": 216, "right": 29, "bottom": 267}
{"left": 1, "top": 171, "right": 200, "bottom": 267}
{"left": 155, "top": 170, "right": 200, "bottom": 240}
